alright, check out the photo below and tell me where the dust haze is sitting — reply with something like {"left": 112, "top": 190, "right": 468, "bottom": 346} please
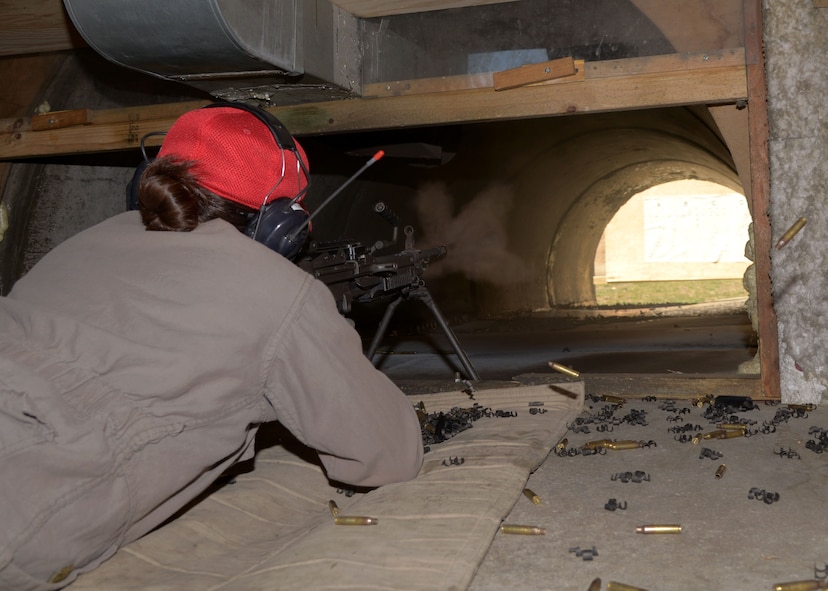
{"left": 415, "top": 182, "right": 529, "bottom": 285}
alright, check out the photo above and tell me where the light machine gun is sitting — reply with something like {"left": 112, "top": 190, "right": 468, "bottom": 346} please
{"left": 296, "top": 201, "right": 479, "bottom": 381}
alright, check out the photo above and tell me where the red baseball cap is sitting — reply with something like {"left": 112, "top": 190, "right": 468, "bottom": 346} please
{"left": 158, "top": 106, "right": 309, "bottom": 210}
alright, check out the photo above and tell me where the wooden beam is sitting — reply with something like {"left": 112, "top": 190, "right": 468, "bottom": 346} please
{"left": 0, "top": 100, "right": 210, "bottom": 158}
{"left": 283, "top": 65, "right": 745, "bottom": 133}
{"left": 584, "top": 47, "right": 745, "bottom": 78}
{"left": 401, "top": 373, "right": 765, "bottom": 400}
{"left": 582, "top": 375, "right": 763, "bottom": 400}
{"left": 0, "top": 60, "right": 747, "bottom": 160}
{"left": 0, "top": 0, "right": 85, "bottom": 56}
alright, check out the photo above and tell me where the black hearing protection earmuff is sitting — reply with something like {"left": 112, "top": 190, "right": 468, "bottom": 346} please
{"left": 126, "top": 102, "right": 311, "bottom": 260}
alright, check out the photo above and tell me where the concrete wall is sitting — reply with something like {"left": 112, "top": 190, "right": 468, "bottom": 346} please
{"left": 764, "top": 1, "right": 828, "bottom": 404}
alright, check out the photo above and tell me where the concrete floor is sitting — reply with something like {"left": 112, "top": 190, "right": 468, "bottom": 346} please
{"left": 470, "top": 396, "right": 828, "bottom": 591}
{"left": 372, "top": 306, "right": 828, "bottom": 590}
{"left": 370, "top": 302, "right": 757, "bottom": 383}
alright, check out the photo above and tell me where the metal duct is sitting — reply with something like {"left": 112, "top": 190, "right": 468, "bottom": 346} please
{"left": 62, "top": 0, "right": 302, "bottom": 81}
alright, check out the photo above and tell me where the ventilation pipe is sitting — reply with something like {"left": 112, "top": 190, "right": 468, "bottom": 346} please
{"left": 62, "top": 0, "right": 360, "bottom": 103}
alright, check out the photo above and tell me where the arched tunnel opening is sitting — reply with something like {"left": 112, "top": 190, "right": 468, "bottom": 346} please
{"left": 287, "top": 106, "right": 758, "bottom": 381}
{"left": 300, "top": 105, "right": 749, "bottom": 312}
{"left": 594, "top": 179, "right": 751, "bottom": 307}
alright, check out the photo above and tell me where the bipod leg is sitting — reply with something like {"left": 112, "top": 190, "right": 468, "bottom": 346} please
{"left": 411, "top": 286, "right": 480, "bottom": 381}
{"left": 366, "top": 296, "right": 404, "bottom": 363}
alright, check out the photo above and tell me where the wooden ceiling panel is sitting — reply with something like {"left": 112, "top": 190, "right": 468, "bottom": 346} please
{"left": 329, "top": 0, "right": 517, "bottom": 18}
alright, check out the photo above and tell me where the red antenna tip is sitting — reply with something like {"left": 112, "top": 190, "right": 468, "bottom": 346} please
{"left": 373, "top": 150, "right": 385, "bottom": 161}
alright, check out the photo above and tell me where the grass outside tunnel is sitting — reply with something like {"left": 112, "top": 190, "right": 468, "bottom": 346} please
{"left": 594, "top": 278, "right": 747, "bottom": 307}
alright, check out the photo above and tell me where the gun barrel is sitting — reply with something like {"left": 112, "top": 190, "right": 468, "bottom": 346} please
{"left": 419, "top": 246, "right": 447, "bottom": 260}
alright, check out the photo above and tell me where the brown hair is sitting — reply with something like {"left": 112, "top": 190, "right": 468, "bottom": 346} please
{"left": 137, "top": 156, "right": 255, "bottom": 232}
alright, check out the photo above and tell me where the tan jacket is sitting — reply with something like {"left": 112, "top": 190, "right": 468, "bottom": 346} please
{"left": 0, "top": 212, "right": 423, "bottom": 590}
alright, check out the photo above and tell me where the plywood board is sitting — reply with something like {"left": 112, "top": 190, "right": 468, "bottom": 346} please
{"left": 630, "top": 0, "right": 743, "bottom": 54}
{"left": 493, "top": 56, "right": 577, "bottom": 91}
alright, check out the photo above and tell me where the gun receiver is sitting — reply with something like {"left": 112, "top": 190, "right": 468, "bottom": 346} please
{"left": 298, "top": 228, "right": 444, "bottom": 313}
{"left": 297, "top": 202, "right": 479, "bottom": 381}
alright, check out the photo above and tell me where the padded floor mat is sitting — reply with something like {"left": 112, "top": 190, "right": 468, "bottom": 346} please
{"left": 71, "top": 383, "right": 583, "bottom": 591}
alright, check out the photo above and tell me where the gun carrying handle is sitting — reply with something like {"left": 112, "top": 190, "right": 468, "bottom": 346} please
{"left": 374, "top": 201, "right": 400, "bottom": 226}
{"left": 370, "top": 201, "right": 400, "bottom": 252}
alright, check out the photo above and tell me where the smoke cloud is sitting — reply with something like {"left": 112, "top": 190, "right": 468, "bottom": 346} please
{"left": 415, "top": 182, "right": 530, "bottom": 285}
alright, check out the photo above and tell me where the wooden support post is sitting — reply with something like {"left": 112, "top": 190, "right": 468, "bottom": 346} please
{"left": 744, "top": 0, "right": 780, "bottom": 399}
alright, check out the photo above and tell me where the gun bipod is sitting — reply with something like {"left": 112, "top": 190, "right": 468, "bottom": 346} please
{"left": 366, "top": 285, "right": 480, "bottom": 382}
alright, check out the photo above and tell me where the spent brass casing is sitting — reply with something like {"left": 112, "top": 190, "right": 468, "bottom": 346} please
{"left": 549, "top": 362, "right": 580, "bottom": 377}
{"left": 775, "top": 216, "right": 807, "bottom": 250}
{"left": 691, "top": 433, "right": 703, "bottom": 445}
{"left": 523, "top": 488, "right": 542, "bottom": 505}
{"left": 717, "top": 423, "right": 747, "bottom": 431}
{"left": 787, "top": 403, "right": 816, "bottom": 412}
{"left": 605, "top": 440, "right": 643, "bottom": 450}
{"left": 720, "top": 429, "right": 744, "bottom": 439}
{"left": 500, "top": 524, "right": 546, "bottom": 535}
{"left": 328, "top": 500, "right": 340, "bottom": 516}
{"left": 587, "top": 578, "right": 602, "bottom": 591}
{"left": 334, "top": 515, "right": 378, "bottom": 526}
{"left": 608, "top": 582, "right": 650, "bottom": 591}
{"left": 556, "top": 438, "right": 568, "bottom": 451}
{"left": 703, "top": 430, "right": 727, "bottom": 440}
{"left": 773, "top": 580, "right": 826, "bottom": 591}
{"left": 715, "top": 464, "right": 727, "bottom": 479}
{"left": 635, "top": 524, "right": 682, "bottom": 534}
{"left": 692, "top": 394, "right": 713, "bottom": 407}
{"left": 584, "top": 439, "right": 612, "bottom": 450}
{"left": 601, "top": 395, "right": 625, "bottom": 405}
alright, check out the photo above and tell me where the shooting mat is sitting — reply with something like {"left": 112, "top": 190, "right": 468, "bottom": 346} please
{"left": 71, "top": 383, "right": 583, "bottom": 591}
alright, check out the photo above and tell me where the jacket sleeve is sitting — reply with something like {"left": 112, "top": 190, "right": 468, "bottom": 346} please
{"left": 262, "top": 277, "right": 424, "bottom": 488}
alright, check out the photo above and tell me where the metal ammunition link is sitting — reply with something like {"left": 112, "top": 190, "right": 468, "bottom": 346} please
{"left": 699, "top": 447, "right": 723, "bottom": 460}
{"left": 569, "top": 546, "right": 599, "bottom": 561}
{"left": 774, "top": 447, "right": 802, "bottom": 459}
{"left": 748, "top": 487, "right": 780, "bottom": 504}
{"left": 604, "top": 498, "right": 628, "bottom": 511}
